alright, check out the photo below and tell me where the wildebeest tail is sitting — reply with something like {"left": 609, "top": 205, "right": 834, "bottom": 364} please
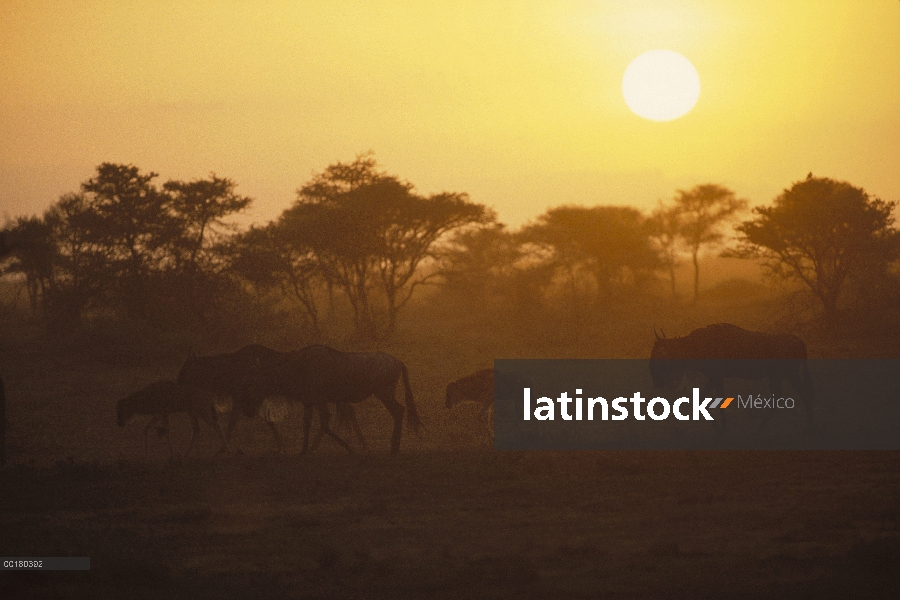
{"left": 401, "top": 362, "right": 421, "bottom": 434}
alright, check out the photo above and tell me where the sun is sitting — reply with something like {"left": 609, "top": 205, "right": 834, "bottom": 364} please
{"left": 622, "top": 50, "right": 700, "bottom": 121}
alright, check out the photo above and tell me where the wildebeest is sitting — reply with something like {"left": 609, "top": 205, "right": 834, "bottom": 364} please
{"left": 650, "top": 323, "right": 816, "bottom": 430}
{"left": 1, "top": 231, "right": 17, "bottom": 466}
{"left": 178, "top": 344, "right": 367, "bottom": 452}
{"left": 117, "top": 380, "right": 228, "bottom": 458}
{"left": 177, "top": 344, "right": 292, "bottom": 450}
{"left": 446, "top": 368, "right": 496, "bottom": 443}
{"left": 245, "top": 345, "right": 421, "bottom": 455}
{"left": 0, "top": 375, "right": 5, "bottom": 466}
{"left": 446, "top": 368, "right": 494, "bottom": 416}
{"left": 446, "top": 368, "right": 534, "bottom": 444}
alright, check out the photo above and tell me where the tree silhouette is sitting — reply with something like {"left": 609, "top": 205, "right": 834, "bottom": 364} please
{"left": 519, "top": 205, "right": 661, "bottom": 299}
{"left": 648, "top": 202, "right": 684, "bottom": 298}
{"left": 228, "top": 223, "right": 326, "bottom": 335}
{"left": 440, "top": 223, "right": 519, "bottom": 295}
{"left": 164, "top": 175, "right": 252, "bottom": 272}
{"left": 3, "top": 165, "right": 252, "bottom": 327}
{"left": 284, "top": 172, "right": 399, "bottom": 338}
{"left": 0, "top": 231, "right": 13, "bottom": 464}
{"left": 281, "top": 154, "right": 491, "bottom": 338}
{"left": 670, "top": 184, "right": 746, "bottom": 302}
{"left": 41, "top": 193, "right": 111, "bottom": 322}
{"left": 163, "top": 174, "right": 252, "bottom": 326}
{"left": 0, "top": 230, "right": 18, "bottom": 257}
{"left": 729, "top": 176, "right": 900, "bottom": 319}
{"left": 80, "top": 163, "right": 174, "bottom": 319}
{"left": 1, "top": 216, "right": 53, "bottom": 313}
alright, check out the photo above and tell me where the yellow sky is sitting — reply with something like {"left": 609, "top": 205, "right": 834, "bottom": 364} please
{"left": 1, "top": 0, "right": 898, "bottom": 227}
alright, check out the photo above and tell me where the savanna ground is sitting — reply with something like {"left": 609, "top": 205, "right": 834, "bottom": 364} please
{"left": 2, "top": 262, "right": 899, "bottom": 598}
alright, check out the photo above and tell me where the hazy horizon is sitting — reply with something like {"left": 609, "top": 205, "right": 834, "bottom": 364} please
{"left": 2, "top": 1, "right": 899, "bottom": 227}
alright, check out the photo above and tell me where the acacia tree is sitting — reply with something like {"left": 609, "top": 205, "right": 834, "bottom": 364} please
{"left": 228, "top": 223, "right": 326, "bottom": 334}
{"left": 670, "top": 184, "right": 747, "bottom": 302}
{"left": 3, "top": 165, "right": 252, "bottom": 327}
{"left": 729, "top": 175, "right": 899, "bottom": 319}
{"left": 1, "top": 216, "right": 54, "bottom": 313}
{"left": 439, "top": 223, "right": 521, "bottom": 295}
{"left": 519, "top": 205, "right": 661, "bottom": 299}
{"left": 163, "top": 175, "right": 252, "bottom": 325}
{"left": 164, "top": 175, "right": 252, "bottom": 272}
{"left": 2, "top": 194, "right": 112, "bottom": 322}
{"left": 375, "top": 187, "right": 492, "bottom": 331}
{"left": 648, "top": 202, "right": 684, "bottom": 298}
{"left": 80, "top": 163, "right": 174, "bottom": 319}
{"left": 27, "top": 193, "right": 115, "bottom": 323}
{"left": 281, "top": 154, "right": 492, "bottom": 338}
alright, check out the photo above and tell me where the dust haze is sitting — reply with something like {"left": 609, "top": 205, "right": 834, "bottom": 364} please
{"left": 1, "top": 159, "right": 899, "bottom": 597}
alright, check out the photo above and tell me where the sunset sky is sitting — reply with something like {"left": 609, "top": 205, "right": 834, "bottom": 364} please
{"left": 2, "top": 1, "right": 898, "bottom": 227}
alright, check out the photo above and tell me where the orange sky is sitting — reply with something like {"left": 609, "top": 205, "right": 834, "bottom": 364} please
{"left": 2, "top": 1, "right": 898, "bottom": 227}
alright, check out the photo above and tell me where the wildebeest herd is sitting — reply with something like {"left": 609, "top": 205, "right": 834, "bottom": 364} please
{"left": 118, "top": 343, "right": 424, "bottom": 458}
{"left": 113, "top": 323, "right": 816, "bottom": 458}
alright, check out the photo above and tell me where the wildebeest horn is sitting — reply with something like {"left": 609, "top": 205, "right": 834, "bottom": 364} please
{"left": 661, "top": 329, "right": 667, "bottom": 339}
{"left": 654, "top": 329, "right": 661, "bottom": 340}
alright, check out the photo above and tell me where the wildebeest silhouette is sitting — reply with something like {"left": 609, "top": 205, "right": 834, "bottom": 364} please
{"left": 116, "top": 380, "right": 228, "bottom": 458}
{"left": 177, "top": 344, "right": 289, "bottom": 448}
{"left": 446, "top": 368, "right": 534, "bottom": 444}
{"left": 177, "top": 344, "right": 367, "bottom": 452}
{"left": 650, "top": 323, "right": 816, "bottom": 431}
{"left": 446, "top": 368, "right": 494, "bottom": 414}
{"left": 0, "top": 231, "right": 17, "bottom": 466}
{"left": 446, "top": 368, "right": 496, "bottom": 443}
{"left": 0, "top": 376, "right": 5, "bottom": 466}
{"left": 245, "top": 345, "right": 421, "bottom": 455}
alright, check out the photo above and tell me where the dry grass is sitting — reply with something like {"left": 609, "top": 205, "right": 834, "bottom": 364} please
{"left": 2, "top": 452, "right": 899, "bottom": 599}
{"left": 1, "top": 283, "right": 899, "bottom": 597}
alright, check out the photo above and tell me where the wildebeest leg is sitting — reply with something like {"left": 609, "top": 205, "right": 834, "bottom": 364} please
{"left": 376, "top": 391, "right": 405, "bottom": 454}
{"left": 207, "top": 415, "right": 228, "bottom": 455}
{"left": 313, "top": 404, "right": 367, "bottom": 451}
{"left": 300, "top": 403, "right": 315, "bottom": 455}
{"left": 195, "top": 402, "right": 229, "bottom": 455}
{"left": 313, "top": 405, "right": 353, "bottom": 454}
{"left": 267, "top": 421, "right": 284, "bottom": 452}
{"left": 323, "top": 403, "right": 367, "bottom": 450}
{"left": 302, "top": 404, "right": 351, "bottom": 455}
{"left": 184, "top": 414, "right": 201, "bottom": 459}
{"left": 143, "top": 415, "right": 163, "bottom": 451}
{"left": 224, "top": 407, "right": 241, "bottom": 444}
{"left": 309, "top": 409, "right": 328, "bottom": 451}
{"left": 347, "top": 406, "right": 368, "bottom": 451}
